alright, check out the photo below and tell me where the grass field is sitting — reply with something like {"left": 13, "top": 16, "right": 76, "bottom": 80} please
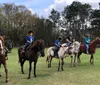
{"left": 0, "top": 48, "right": 100, "bottom": 85}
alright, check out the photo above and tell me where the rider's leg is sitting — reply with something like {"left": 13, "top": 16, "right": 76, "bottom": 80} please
{"left": 55, "top": 48, "right": 59, "bottom": 58}
{"left": 86, "top": 44, "right": 89, "bottom": 54}
{"left": 67, "top": 42, "right": 70, "bottom": 46}
{"left": 23, "top": 43, "right": 29, "bottom": 52}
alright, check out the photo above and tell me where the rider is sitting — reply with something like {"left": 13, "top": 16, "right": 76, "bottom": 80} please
{"left": 83, "top": 34, "right": 91, "bottom": 54}
{"left": 54, "top": 37, "right": 62, "bottom": 58}
{"left": 24, "top": 30, "right": 34, "bottom": 51}
{"left": 66, "top": 31, "right": 73, "bottom": 46}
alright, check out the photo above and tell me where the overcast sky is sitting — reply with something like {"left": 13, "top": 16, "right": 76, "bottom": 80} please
{"left": 0, "top": 0, "right": 100, "bottom": 17}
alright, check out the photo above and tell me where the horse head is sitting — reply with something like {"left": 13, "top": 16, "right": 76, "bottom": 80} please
{"left": 95, "top": 37, "right": 100, "bottom": 44}
{"left": 36, "top": 39, "right": 45, "bottom": 57}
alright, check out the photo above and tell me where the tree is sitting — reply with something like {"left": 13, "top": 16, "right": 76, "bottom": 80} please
{"left": 62, "top": 1, "right": 91, "bottom": 40}
{"left": 49, "top": 9, "right": 60, "bottom": 27}
{"left": 90, "top": 9, "right": 100, "bottom": 37}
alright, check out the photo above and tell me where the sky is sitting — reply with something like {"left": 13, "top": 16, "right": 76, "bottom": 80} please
{"left": 0, "top": 0, "right": 100, "bottom": 18}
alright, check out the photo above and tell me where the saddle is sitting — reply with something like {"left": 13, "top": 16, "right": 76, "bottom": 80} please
{"left": 81, "top": 44, "right": 90, "bottom": 54}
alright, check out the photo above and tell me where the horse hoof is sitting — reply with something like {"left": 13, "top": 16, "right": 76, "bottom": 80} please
{"left": 58, "top": 69, "right": 60, "bottom": 71}
{"left": 73, "top": 64, "right": 76, "bottom": 67}
{"left": 6, "top": 79, "right": 9, "bottom": 83}
{"left": 22, "top": 72, "right": 24, "bottom": 74}
{"left": 34, "top": 75, "right": 37, "bottom": 78}
{"left": 27, "top": 77, "right": 30, "bottom": 79}
{"left": 62, "top": 69, "right": 64, "bottom": 71}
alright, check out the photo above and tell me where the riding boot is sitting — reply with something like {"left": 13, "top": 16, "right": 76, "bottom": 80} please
{"left": 54, "top": 48, "right": 59, "bottom": 58}
{"left": 56, "top": 53, "right": 59, "bottom": 58}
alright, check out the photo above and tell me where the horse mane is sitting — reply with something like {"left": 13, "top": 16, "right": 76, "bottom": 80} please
{"left": 91, "top": 37, "right": 100, "bottom": 44}
{"left": 29, "top": 39, "right": 44, "bottom": 49}
{"left": 29, "top": 40, "right": 38, "bottom": 49}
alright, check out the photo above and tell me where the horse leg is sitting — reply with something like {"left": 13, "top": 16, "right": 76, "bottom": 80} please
{"left": 47, "top": 56, "right": 50, "bottom": 68}
{"left": 47, "top": 56, "right": 51, "bottom": 68}
{"left": 28, "top": 61, "right": 32, "bottom": 79}
{"left": 90, "top": 54, "right": 94, "bottom": 65}
{"left": 61, "top": 58, "right": 64, "bottom": 71}
{"left": 73, "top": 54, "right": 77, "bottom": 67}
{"left": 20, "top": 59, "right": 25, "bottom": 74}
{"left": 0, "top": 64, "right": 1, "bottom": 77}
{"left": 3, "top": 62, "right": 8, "bottom": 83}
{"left": 70, "top": 56, "right": 73, "bottom": 67}
{"left": 33, "top": 61, "right": 37, "bottom": 78}
{"left": 77, "top": 52, "right": 82, "bottom": 63}
{"left": 58, "top": 58, "right": 60, "bottom": 71}
{"left": 50, "top": 57, "right": 53, "bottom": 67}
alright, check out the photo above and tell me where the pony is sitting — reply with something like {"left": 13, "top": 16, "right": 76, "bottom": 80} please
{"left": 46, "top": 41, "right": 80, "bottom": 71}
{"left": 18, "top": 39, "right": 45, "bottom": 79}
{"left": 0, "top": 36, "right": 8, "bottom": 83}
{"left": 77, "top": 37, "right": 100, "bottom": 65}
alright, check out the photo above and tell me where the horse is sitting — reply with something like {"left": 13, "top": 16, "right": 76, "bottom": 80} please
{"left": 46, "top": 41, "right": 80, "bottom": 71}
{"left": 77, "top": 37, "right": 100, "bottom": 65}
{"left": 0, "top": 36, "right": 8, "bottom": 83}
{"left": 18, "top": 39, "right": 45, "bottom": 79}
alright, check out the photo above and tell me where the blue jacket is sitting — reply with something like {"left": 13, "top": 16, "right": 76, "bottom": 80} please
{"left": 26, "top": 35, "right": 34, "bottom": 44}
{"left": 84, "top": 37, "right": 90, "bottom": 45}
{"left": 55, "top": 39, "right": 61, "bottom": 49}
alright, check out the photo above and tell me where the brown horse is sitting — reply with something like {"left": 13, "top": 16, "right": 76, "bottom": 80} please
{"left": 0, "top": 36, "right": 8, "bottom": 83}
{"left": 77, "top": 37, "right": 100, "bottom": 65}
{"left": 18, "top": 40, "right": 45, "bottom": 79}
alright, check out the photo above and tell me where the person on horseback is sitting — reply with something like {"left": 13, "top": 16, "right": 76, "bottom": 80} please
{"left": 23, "top": 31, "right": 34, "bottom": 52}
{"left": 83, "top": 34, "right": 91, "bottom": 54}
{"left": 66, "top": 31, "right": 73, "bottom": 46}
{"left": 54, "top": 37, "right": 62, "bottom": 58}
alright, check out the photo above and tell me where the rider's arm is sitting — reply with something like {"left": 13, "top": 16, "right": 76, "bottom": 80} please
{"left": 66, "top": 39, "right": 71, "bottom": 43}
{"left": 55, "top": 40, "right": 61, "bottom": 47}
{"left": 26, "top": 36, "right": 31, "bottom": 43}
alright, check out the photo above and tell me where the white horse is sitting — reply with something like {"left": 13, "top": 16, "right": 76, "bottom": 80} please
{"left": 46, "top": 41, "right": 80, "bottom": 71}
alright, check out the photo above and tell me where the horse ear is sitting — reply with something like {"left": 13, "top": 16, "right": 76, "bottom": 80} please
{"left": 96, "top": 37, "right": 99, "bottom": 40}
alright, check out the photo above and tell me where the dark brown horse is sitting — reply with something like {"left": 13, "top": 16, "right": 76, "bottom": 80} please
{"left": 18, "top": 40, "right": 45, "bottom": 79}
{"left": 77, "top": 37, "right": 100, "bottom": 65}
{"left": 0, "top": 36, "right": 8, "bottom": 83}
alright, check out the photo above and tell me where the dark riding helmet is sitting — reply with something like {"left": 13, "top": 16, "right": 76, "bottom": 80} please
{"left": 28, "top": 30, "right": 33, "bottom": 34}
{"left": 58, "top": 36, "right": 62, "bottom": 40}
{"left": 86, "top": 34, "right": 90, "bottom": 37}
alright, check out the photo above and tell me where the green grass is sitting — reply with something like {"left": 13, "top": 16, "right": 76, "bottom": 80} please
{"left": 0, "top": 48, "right": 100, "bottom": 85}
